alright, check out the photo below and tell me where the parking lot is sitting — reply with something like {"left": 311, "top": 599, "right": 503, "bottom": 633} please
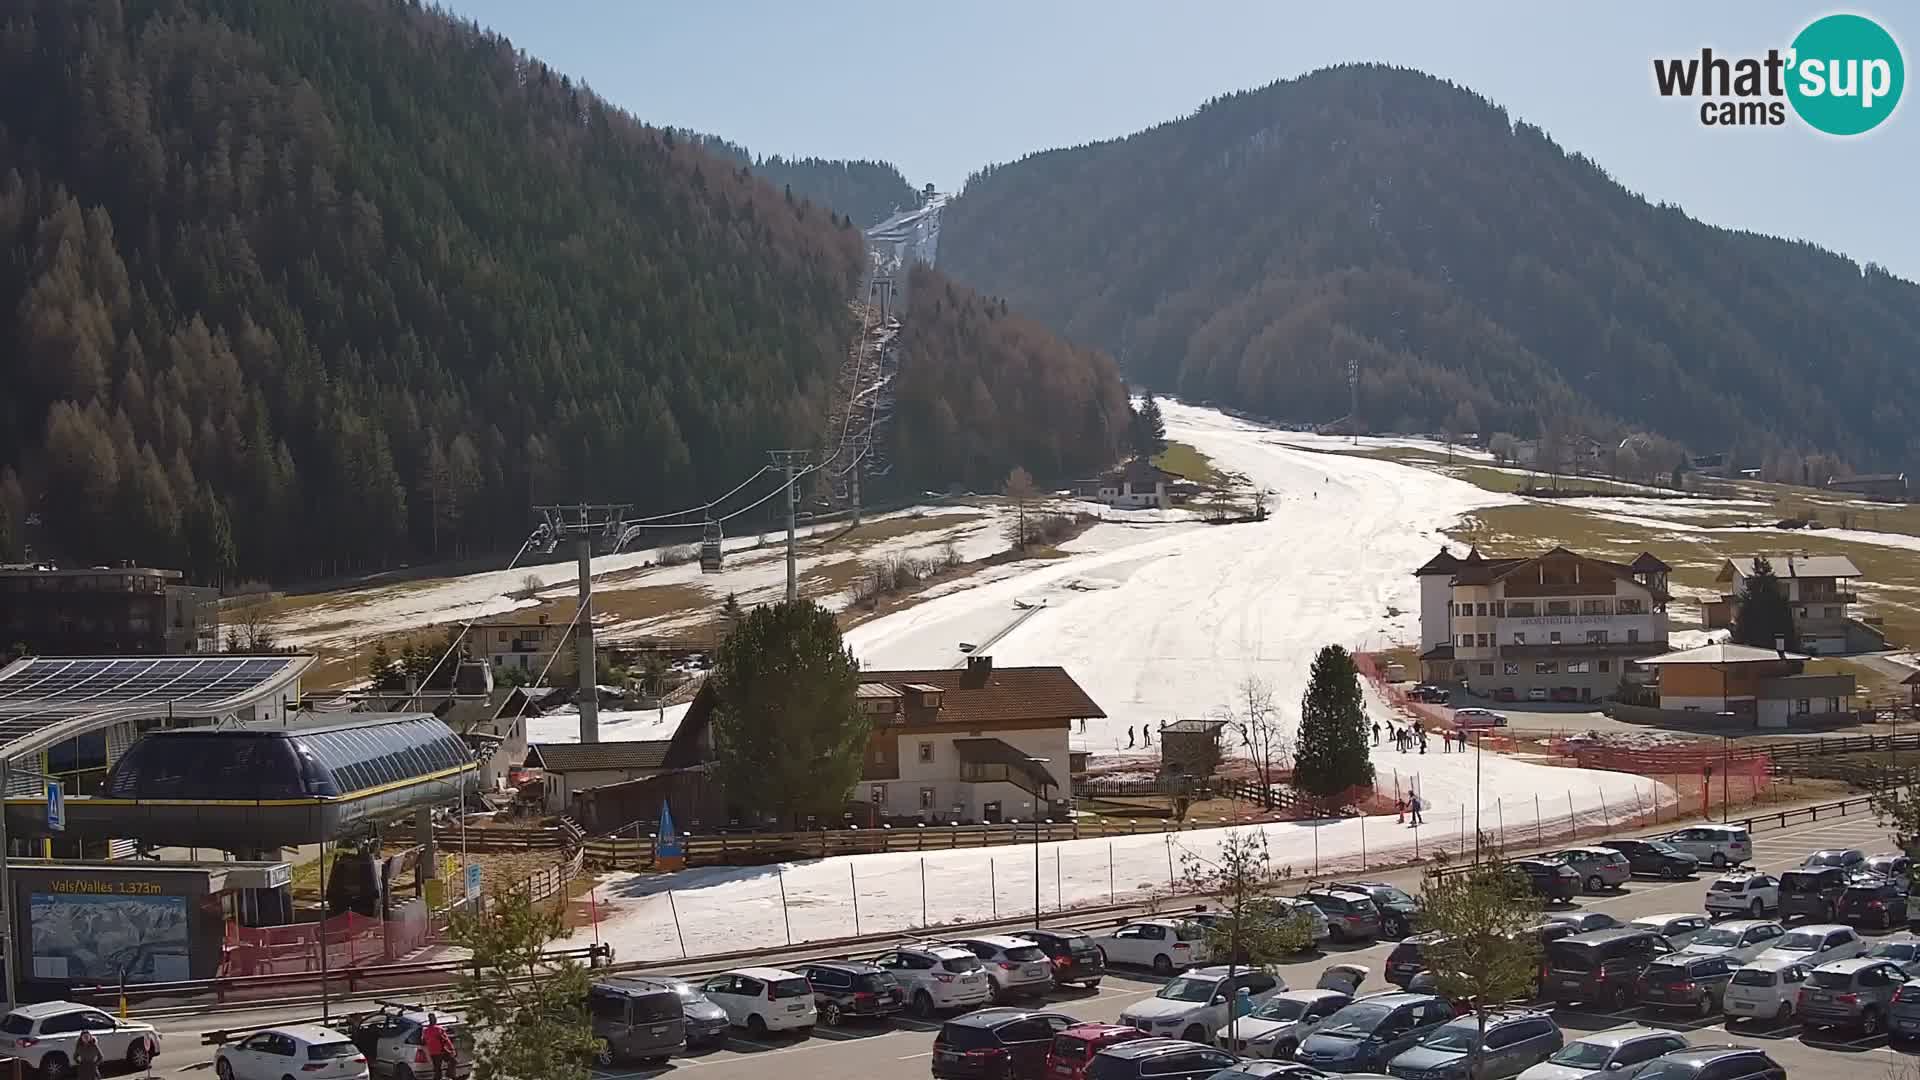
{"left": 129, "top": 813, "right": 1914, "bottom": 1080}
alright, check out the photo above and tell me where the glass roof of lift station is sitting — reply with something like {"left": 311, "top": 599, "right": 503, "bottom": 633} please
{"left": 104, "top": 712, "right": 473, "bottom": 801}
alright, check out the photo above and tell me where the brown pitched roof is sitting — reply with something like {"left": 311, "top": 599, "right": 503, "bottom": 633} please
{"left": 1628, "top": 552, "right": 1672, "bottom": 574}
{"left": 525, "top": 740, "right": 672, "bottom": 772}
{"left": 1413, "top": 547, "right": 1462, "bottom": 576}
{"left": 860, "top": 665, "right": 1106, "bottom": 725}
{"left": 1450, "top": 558, "right": 1525, "bottom": 585}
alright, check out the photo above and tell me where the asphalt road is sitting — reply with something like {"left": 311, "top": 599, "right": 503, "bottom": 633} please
{"left": 124, "top": 812, "right": 1920, "bottom": 1080}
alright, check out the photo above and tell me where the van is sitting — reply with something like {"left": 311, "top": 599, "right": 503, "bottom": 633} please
{"left": 1777, "top": 867, "right": 1848, "bottom": 923}
{"left": 1543, "top": 929, "right": 1675, "bottom": 1009}
{"left": 588, "top": 978, "right": 687, "bottom": 1066}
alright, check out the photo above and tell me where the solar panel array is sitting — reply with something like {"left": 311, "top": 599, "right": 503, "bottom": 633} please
{"left": 0, "top": 656, "right": 295, "bottom": 714}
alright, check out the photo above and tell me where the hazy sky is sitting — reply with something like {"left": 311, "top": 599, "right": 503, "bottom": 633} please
{"left": 442, "top": 1, "right": 1916, "bottom": 280}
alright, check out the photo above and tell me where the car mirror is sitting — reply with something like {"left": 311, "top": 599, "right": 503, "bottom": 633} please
{"left": 1213, "top": 995, "right": 1227, "bottom": 1005}
{"left": 1606, "top": 1062, "right": 1626, "bottom": 1071}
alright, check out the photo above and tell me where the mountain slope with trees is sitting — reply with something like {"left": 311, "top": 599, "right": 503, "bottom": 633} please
{"left": 939, "top": 64, "right": 1920, "bottom": 474}
{"left": 681, "top": 132, "right": 924, "bottom": 228}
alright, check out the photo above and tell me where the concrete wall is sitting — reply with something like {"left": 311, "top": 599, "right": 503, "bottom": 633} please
{"left": 1418, "top": 574, "right": 1453, "bottom": 651}
{"left": 871, "top": 726, "right": 1070, "bottom": 821}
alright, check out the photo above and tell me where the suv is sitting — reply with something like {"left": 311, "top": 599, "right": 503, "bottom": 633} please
{"left": 0, "top": 1002, "right": 160, "bottom": 1077}
{"left": 1799, "top": 957, "right": 1907, "bottom": 1034}
{"left": 1723, "top": 958, "right": 1810, "bottom": 1024}
{"left": 1085, "top": 1038, "right": 1237, "bottom": 1080}
{"left": 1636, "top": 955, "right": 1737, "bottom": 1017}
{"left": 874, "top": 944, "right": 994, "bottom": 1017}
{"left": 1601, "top": 838, "right": 1699, "bottom": 880}
{"left": 1118, "top": 964, "right": 1285, "bottom": 1044}
{"left": 1294, "top": 993, "right": 1456, "bottom": 1073}
{"left": 795, "top": 960, "right": 904, "bottom": 1026}
{"left": 1510, "top": 859, "right": 1580, "bottom": 903}
{"left": 948, "top": 936, "right": 1057, "bottom": 1001}
{"left": 1836, "top": 876, "right": 1907, "bottom": 930}
{"left": 1658, "top": 827, "right": 1752, "bottom": 868}
{"left": 343, "top": 1006, "right": 472, "bottom": 1080}
{"left": 1300, "top": 887, "right": 1383, "bottom": 942}
{"left": 1091, "top": 919, "right": 1213, "bottom": 974}
{"left": 1704, "top": 873, "right": 1778, "bottom": 919}
{"left": 1216, "top": 989, "right": 1352, "bottom": 1059}
{"left": 1254, "top": 898, "right": 1332, "bottom": 944}
{"left": 1045, "top": 1024, "right": 1152, "bottom": 1080}
{"left": 1387, "top": 1009, "right": 1562, "bottom": 1080}
{"left": 1866, "top": 932, "right": 1920, "bottom": 976}
{"left": 1868, "top": 852, "right": 1912, "bottom": 882}
{"left": 1516, "top": 1026, "right": 1689, "bottom": 1080}
{"left": 930, "top": 1008, "right": 1077, "bottom": 1080}
{"left": 1020, "top": 928, "right": 1107, "bottom": 989}
{"left": 1410, "top": 685, "right": 1450, "bottom": 704}
{"left": 1754, "top": 923, "right": 1864, "bottom": 966}
{"left": 585, "top": 979, "right": 685, "bottom": 1066}
{"left": 1543, "top": 929, "right": 1675, "bottom": 1009}
{"left": 1631, "top": 1047, "right": 1783, "bottom": 1080}
{"left": 1776, "top": 867, "right": 1849, "bottom": 923}
{"left": 1334, "top": 882, "right": 1422, "bottom": 938}
{"left": 1386, "top": 933, "right": 1446, "bottom": 987}
{"left": 1553, "top": 848, "right": 1632, "bottom": 893}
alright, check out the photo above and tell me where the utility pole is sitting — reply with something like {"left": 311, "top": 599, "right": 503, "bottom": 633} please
{"left": 532, "top": 502, "right": 629, "bottom": 744}
{"left": 768, "top": 451, "right": 810, "bottom": 603}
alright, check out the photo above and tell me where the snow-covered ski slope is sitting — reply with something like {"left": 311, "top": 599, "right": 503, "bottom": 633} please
{"left": 866, "top": 193, "right": 944, "bottom": 276}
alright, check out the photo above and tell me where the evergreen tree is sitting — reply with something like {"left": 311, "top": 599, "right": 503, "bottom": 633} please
{"left": 1294, "top": 644, "right": 1374, "bottom": 803}
{"left": 367, "top": 640, "right": 397, "bottom": 689}
{"left": 1732, "top": 556, "right": 1800, "bottom": 652}
{"left": 1130, "top": 393, "right": 1168, "bottom": 459}
{"left": 709, "top": 598, "right": 868, "bottom": 825}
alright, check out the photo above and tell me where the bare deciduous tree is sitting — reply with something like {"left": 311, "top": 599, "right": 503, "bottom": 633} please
{"left": 1215, "top": 676, "right": 1290, "bottom": 809}
{"left": 1004, "top": 466, "right": 1036, "bottom": 550}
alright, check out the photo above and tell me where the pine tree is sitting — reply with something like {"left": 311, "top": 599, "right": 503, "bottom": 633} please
{"left": 1294, "top": 644, "right": 1374, "bottom": 803}
{"left": 709, "top": 598, "right": 868, "bottom": 826}
{"left": 367, "top": 640, "right": 397, "bottom": 689}
{"left": 1130, "top": 393, "right": 1168, "bottom": 459}
{"left": 1732, "top": 556, "right": 1800, "bottom": 652}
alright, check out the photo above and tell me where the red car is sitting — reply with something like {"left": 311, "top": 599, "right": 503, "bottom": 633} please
{"left": 1045, "top": 1023, "right": 1151, "bottom": 1080}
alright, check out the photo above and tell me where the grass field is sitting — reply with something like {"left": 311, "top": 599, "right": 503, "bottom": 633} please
{"left": 1154, "top": 441, "right": 1226, "bottom": 486}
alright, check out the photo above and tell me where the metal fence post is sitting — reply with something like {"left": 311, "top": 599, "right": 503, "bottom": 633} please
{"left": 990, "top": 859, "right": 998, "bottom": 919}
{"left": 850, "top": 864, "right": 862, "bottom": 937}
{"left": 1108, "top": 843, "right": 1115, "bottom": 903}
{"left": 1535, "top": 795, "right": 1542, "bottom": 845}
{"left": 665, "top": 891, "right": 687, "bottom": 958}
{"left": 777, "top": 867, "right": 793, "bottom": 945}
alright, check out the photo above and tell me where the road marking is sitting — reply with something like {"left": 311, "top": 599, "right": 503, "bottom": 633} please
{"left": 897, "top": 1051, "right": 932, "bottom": 1060}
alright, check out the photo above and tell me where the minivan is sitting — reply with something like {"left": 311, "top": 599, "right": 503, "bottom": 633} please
{"left": 1543, "top": 929, "right": 1675, "bottom": 1010}
{"left": 587, "top": 978, "right": 687, "bottom": 1066}
{"left": 1777, "top": 867, "right": 1848, "bottom": 923}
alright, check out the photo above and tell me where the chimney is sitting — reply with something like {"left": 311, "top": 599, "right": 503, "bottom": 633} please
{"left": 967, "top": 654, "right": 992, "bottom": 676}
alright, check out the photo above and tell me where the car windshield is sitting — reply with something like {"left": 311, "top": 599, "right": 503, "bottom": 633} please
{"left": 1711, "top": 877, "right": 1748, "bottom": 891}
{"left": 1549, "top": 1041, "right": 1617, "bottom": 1068}
{"left": 671, "top": 983, "right": 709, "bottom": 1003}
{"left": 1693, "top": 928, "right": 1743, "bottom": 947}
{"left": 0, "top": 1016, "right": 30, "bottom": 1036}
{"left": 1004, "top": 945, "right": 1046, "bottom": 962}
{"left": 770, "top": 978, "right": 811, "bottom": 999}
{"left": 1808, "top": 852, "right": 1851, "bottom": 866}
{"left": 941, "top": 957, "right": 982, "bottom": 973}
{"left": 1648, "top": 842, "right": 1682, "bottom": 855}
{"left": 1775, "top": 932, "right": 1823, "bottom": 951}
{"left": 1051, "top": 1035, "right": 1089, "bottom": 1060}
{"left": 1731, "top": 968, "right": 1778, "bottom": 986}
{"left": 1252, "top": 998, "right": 1309, "bottom": 1021}
{"left": 853, "top": 973, "right": 898, "bottom": 992}
{"left": 938, "top": 1023, "right": 999, "bottom": 1051}
{"left": 1872, "top": 943, "right": 1918, "bottom": 960}
{"left": 1809, "top": 970, "right": 1856, "bottom": 989}
{"left": 1637, "top": 1062, "right": 1703, "bottom": 1080}
{"left": 1641, "top": 964, "right": 1690, "bottom": 985}
{"left": 1419, "top": 1025, "right": 1479, "bottom": 1052}
{"left": 1158, "top": 976, "right": 1222, "bottom": 1002}
{"left": 308, "top": 1043, "right": 360, "bottom": 1061}
{"left": 1320, "top": 1002, "right": 1392, "bottom": 1034}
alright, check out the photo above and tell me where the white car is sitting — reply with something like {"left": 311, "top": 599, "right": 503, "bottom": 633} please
{"left": 1802, "top": 848, "right": 1867, "bottom": 870}
{"left": 1515, "top": 1024, "right": 1689, "bottom": 1080}
{"left": 1754, "top": 923, "right": 1865, "bottom": 967}
{"left": 343, "top": 1007, "right": 471, "bottom": 1080}
{"left": 0, "top": 1001, "right": 160, "bottom": 1076}
{"left": 1865, "top": 933, "right": 1920, "bottom": 976}
{"left": 1629, "top": 913, "right": 1713, "bottom": 950}
{"left": 1722, "top": 958, "right": 1812, "bottom": 1023}
{"left": 1092, "top": 918, "right": 1214, "bottom": 973}
{"left": 217, "top": 1026, "right": 368, "bottom": 1080}
{"left": 1452, "top": 707, "right": 1507, "bottom": 728}
{"left": 873, "top": 944, "right": 993, "bottom": 1017}
{"left": 1659, "top": 825, "right": 1752, "bottom": 867}
{"left": 1118, "top": 965, "right": 1284, "bottom": 1044}
{"left": 1704, "top": 873, "right": 1779, "bottom": 918}
{"left": 1262, "top": 897, "right": 1333, "bottom": 943}
{"left": 946, "top": 935, "right": 1055, "bottom": 1000}
{"left": 1678, "top": 920, "right": 1786, "bottom": 963}
{"left": 697, "top": 967, "right": 818, "bottom": 1036}
{"left": 1215, "top": 988, "right": 1350, "bottom": 1059}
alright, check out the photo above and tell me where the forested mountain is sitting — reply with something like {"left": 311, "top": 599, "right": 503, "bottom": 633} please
{"left": 681, "top": 132, "right": 924, "bottom": 228}
{"left": 0, "top": 0, "right": 1116, "bottom": 584}
{"left": 940, "top": 64, "right": 1920, "bottom": 472}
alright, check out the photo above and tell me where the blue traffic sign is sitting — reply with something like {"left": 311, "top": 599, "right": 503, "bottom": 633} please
{"left": 47, "top": 780, "right": 64, "bottom": 832}
{"left": 465, "top": 862, "right": 482, "bottom": 896}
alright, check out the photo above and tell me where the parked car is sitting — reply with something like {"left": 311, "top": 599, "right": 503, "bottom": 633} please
{"left": 1093, "top": 918, "right": 1215, "bottom": 974}
{"left": 1410, "top": 685, "right": 1451, "bottom": 704}
{"left": 1629, "top": 914, "right": 1713, "bottom": 950}
{"left": 1509, "top": 859, "right": 1580, "bottom": 903}
{"left": 1753, "top": 923, "right": 1865, "bottom": 967}
{"left": 1118, "top": 965, "right": 1285, "bottom": 1044}
{"left": 1677, "top": 920, "right": 1785, "bottom": 964}
{"left": 1294, "top": 993, "right": 1456, "bottom": 1074}
{"left": 1889, "top": 977, "right": 1920, "bottom": 1040}
{"left": 1657, "top": 826, "right": 1752, "bottom": 868}
{"left": 1867, "top": 852, "right": 1912, "bottom": 882}
{"left": 1627, "top": 1046, "right": 1784, "bottom": 1080}
{"left": 1452, "top": 708, "right": 1507, "bottom": 728}
{"left": 1084, "top": 1038, "right": 1238, "bottom": 1080}
{"left": 654, "top": 977, "right": 732, "bottom": 1048}
{"left": 950, "top": 935, "right": 1059, "bottom": 1000}
{"left": 1542, "top": 928, "right": 1676, "bottom": 1009}
{"left": 585, "top": 978, "right": 690, "bottom": 1065}
{"left": 1837, "top": 876, "right": 1908, "bottom": 929}
{"left": 1207, "top": 1064, "right": 1334, "bottom": 1080}
{"left": 1802, "top": 848, "right": 1867, "bottom": 870}
{"left": 795, "top": 960, "right": 905, "bottom": 1025}
{"left": 1515, "top": 1026, "right": 1689, "bottom": 1080}
{"left": 1494, "top": 688, "right": 1518, "bottom": 703}
{"left": 216, "top": 1026, "right": 365, "bottom": 1080}
{"left": 931, "top": 1008, "right": 1078, "bottom": 1080}
{"left": 1022, "top": 928, "right": 1108, "bottom": 989}
{"left": 1539, "top": 912, "right": 1623, "bottom": 935}
{"left": 0, "top": 1002, "right": 160, "bottom": 1080}
{"left": 1386, "top": 1010, "right": 1562, "bottom": 1080}
{"left": 1300, "top": 887, "right": 1384, "bottom": 942}
{"left": 1216, "top": 990, "right": 1352, "bottom": 1060}
{"left": 1635, "top": 955, "right": 1737, "bottom": 1018}
{"left": 1776, "top": 866, "right": 1849, "bottom": 923}
{"left": 1722, "top": 958, "right": 1811, "bottom": 1024}
{"left": 1334, "top": 882, "right": 1422, "bottom": 938}
{"left": 1552, "top": 848, "right": 1632, "bottom": 893}
{"left": 1860, "top": 865, "right": 1913, "bottom": 897}
{"left": 874, "top": 944, "right": 994, "bottom": 1017}
{"left": 698, "top": 967, "right": 817, "bottom": 1037}
{"left": 1798, "top": 957, "right": 1908, "bottom": 1035}
{"left": 1704, "top": 873, "right": 1779, "bottom": 919}
{"left": 1045, "top": 1023, "right": 1153, "bottom": 1080}
{"left": 1386, "top": 934, "right": 1447, "bottom": 987}
{"left": 341, "top": 1005, "right": 472, "bottom": 1080}
{"left": 1256, "top": 897, "right": 1333, "bottom": 944}
{"left": 1866, "top": 933, "right": 1920, "bottom": 975}
{"left": 1600, "top": 839, "right": 1699, "bottom": 880}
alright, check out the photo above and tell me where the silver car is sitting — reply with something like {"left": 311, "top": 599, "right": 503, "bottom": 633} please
{"left": 1552, "top": 848, "right": 1631, "bottom": 893}
{"left": 1629, "top": 914, "right": 1712, "bottom": 950}
{"left": 1516, "top": 1026, "right": 1690, "bottom": 1080}
{"left": 1867, "top": 933, "right": 1920, "bottom": 976}
{"left": 946, "top": 935, "right": 1055, "bottom": 1000}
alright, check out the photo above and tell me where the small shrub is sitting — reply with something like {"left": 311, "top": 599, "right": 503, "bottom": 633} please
{"left": 655, "top": 543, "right": 699, "bottom": 567}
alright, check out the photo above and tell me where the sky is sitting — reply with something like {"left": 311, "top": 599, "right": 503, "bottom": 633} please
{"left": 441, "top": 1, "right": 1917, "bottom": 281}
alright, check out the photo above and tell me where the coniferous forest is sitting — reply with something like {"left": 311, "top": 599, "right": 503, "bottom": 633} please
{"left": 680, "top": 133, "right": 924, "bottom": 229}
{"left": 940, "top": 64, "right": 1920, "bottom": 474}
{"left": 0, "top": 0, "right": 1118, "bottom": 583}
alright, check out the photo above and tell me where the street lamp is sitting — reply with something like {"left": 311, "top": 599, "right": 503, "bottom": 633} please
{"left": 1027, "top": 757, "right": 1052, "bottom": 927}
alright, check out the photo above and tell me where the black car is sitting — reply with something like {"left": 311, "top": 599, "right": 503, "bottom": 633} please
{"left": 1509, "top": 859, "right": 1580, "bottom": 903}
{"left": 1836, "top": 876, "right": 1907, "bottom": 930}
{"left": 1631, "top": 1046, "right": 1784, "bottom": 1080}
{"left": 1601, "top": 838, "right": 1701, "bottom": 880}
{"left": 795, "top": 960, "right": 905, "bottom": 1026}
{"left": 1542, "top": 928, "right": 1675, "bottom": 1010}
{"left": 1637, "top": 955, "right": 1737, "bottom": 1016}
{"left": 1409, "top": 685, "right": 1451, "bottom": 704}
{"left": 932, "top": 1008, "right": 1078, "bottom": 1080}
{"left": 1778, "top": 866, "right": 1849, "bottom": 923}
{"left": 1333, "top": 882, "right": 1422, "bottom": 938}
{"left": 1086, "top": 1037, "right": 1238, "bottom": 1080}
{"left": 1385, "top": 932, "right": 1447, "bottom": 987}
{"left": 1020, "top": 928, "right": 1107, "bottom": 989}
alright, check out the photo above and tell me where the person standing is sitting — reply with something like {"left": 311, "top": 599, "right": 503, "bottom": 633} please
{"left": 74, "top": 1030, "right": 103, "bottom": 1080}
{"left": 1372, "top": 722, "right": 1381, "bottom": 746}
{"left": 1417, "top": 730, "right": 1427, "bottom": 754}
{"left": 1127, "top": 727, "right": 1136, "bottom": 749}
{"left": 423, "top": 1015, "right": 457, "bottom": 1080}
{"left": 1410, "top": 794, "right": 1425, "bottom": 825}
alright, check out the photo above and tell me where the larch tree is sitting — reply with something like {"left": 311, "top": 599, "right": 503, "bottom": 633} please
{"left": 1294, "top": 645, "right": 1374, "bottom": 805}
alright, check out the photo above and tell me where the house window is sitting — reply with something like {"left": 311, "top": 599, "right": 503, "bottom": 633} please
{"left": 1508, "top": 602, "right": 1536, "bottom": 617}
{"left": 1476, "top": 634, "right": 1490, "bottom": 647}
{"left": 1581, "top": 599, "right": 1609, "bottom": 615}
{"left": 1586, "top": 629, "right": 1608, "bottom": 644}
{"left": 1460, "top": 634, "right": 1472, "bottom": 647}
{"left": 1535, "top": 661, "right": 1558, "bottom": 675}
{"left": 1598, "top": 659, "right": 1611, "bottom": 673}
{"left": 1492, "top": 602, "right": 1505, "bottom": 617}
{"left": 1512, "top": 631, "right": 1527, "bottom": 645}
{"left": 1627, "top": 629, "right": 1640, "bottom": 643}
{"left": 872, "top": 749, "right": 885, "bottom": 764}
{"left": 920, "top": 787, "right": 936, "bottom": 810}
{"left": 1503, "top": 662, "right": 1520, "bottom": 675}
{"left": 1795, "top": 699, "right": 1811, "bottom": 715}
{"left": 1618, "top": 598, "right": 1644, "bottom": 614}
{"left": 1476, "top": 603, "right": 1488, "bottom": 617}
{"left": 1547, "top": 601, "right": 1572, "bottom": 615}
{"left": 918, "top": 742, "right": 935, "bottom": 763}
{"left": 1453, "top": 664, "right": 1466, "bottom": 678}
{"left": 1479, "top": 663, "right": 1494, "bottom": 676}
{"left": 1824, "top": 606, "right": 1841, "bottom": 618}
{"left": 1566, "top": 660, "right": 1590, "bottom": 674}
{"left": 1549, "top": 631, "right": 1562, "bottom": 644}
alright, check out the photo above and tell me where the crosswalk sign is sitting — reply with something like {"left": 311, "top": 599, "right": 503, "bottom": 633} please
{"left": 47, "top": 780, "right": 64, "bottom": 832}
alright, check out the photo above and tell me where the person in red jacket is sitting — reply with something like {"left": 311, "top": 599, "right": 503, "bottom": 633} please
{"left": 422, "top": 1015, "right": 457, "bottom": 1080}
